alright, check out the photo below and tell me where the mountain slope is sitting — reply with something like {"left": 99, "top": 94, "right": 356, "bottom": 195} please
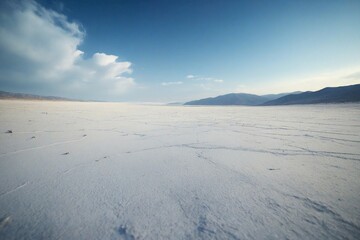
{"left": 0, "top": 90, "right": 77, "bottom": 101}
{"left": 184, "top": 92, "right": 300, "bottom": 106}
{"left": 261, "top": 91, "right": 301, "bottom": 99}
{"left": 184, "top": 93, "right": 270, "bottom": 106}
{"left": 262, "top": 84, "right": 360, "bottom": 105}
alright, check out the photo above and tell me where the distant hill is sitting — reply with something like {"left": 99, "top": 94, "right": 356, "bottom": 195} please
{"left": 184, "top": 92, "right": 299, "bottom": 106}
{"left": 262, "top": 84, "right": 360, "bottom": 105}
{"left": 185, "top": 93, "right": 269, "bottom": 106}
{"left": 184, "top": 84, "right": 360, "bottom": 106}
{"left": 167, "top": 102, "right": 184, "bottom": 106}
{"left": 0, "top": 90, "right": 76, "bottom": 101}
{"left": 261, "top": 91, "right": 302, "bottom": 100}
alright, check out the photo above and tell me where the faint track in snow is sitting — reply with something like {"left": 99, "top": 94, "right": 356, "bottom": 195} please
{"left": 61, "top": 156, "right": 109, "bottom": 175}
{"left": 120, "top": 142, "right": 360, "bottom": 161}
{"left": 121, "top": 142, "right": 204, "bottom": 155}
{"left": 61, "top": 162, "right": 91, "bottom": 175}
{"left": 261, "top": 182, "right": 360, "bottom": 239}
{"left": 289, "top": 194, "right": 360, "bottom": 236}
{"left": 283, "top": 145, "right": 360, "bottom": 161}
{"left": 195, "top": 151, "right": 254, "bottom": 185}
{"left": 186, "top": 143, "right": 360, "bottom": 161}
{"left": 173, "top": 190, "right": 242, "bottom": 240}
{"left": 1, "top": 130, "right": 65, "bottom": 134}
{"left": 231, "top": 122, "right": 360, "bottom": 137}
{"left": 0, "top": 181, "right": 29, "bottom": 198}
{"left": 0, "top": 136, "right": 87, "bottom": 158}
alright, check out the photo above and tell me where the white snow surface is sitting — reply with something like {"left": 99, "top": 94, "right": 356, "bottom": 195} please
{"left": 0, "top": 100, "right": 360, "bottom": 239}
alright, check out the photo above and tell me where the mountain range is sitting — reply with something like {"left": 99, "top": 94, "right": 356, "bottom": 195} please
{"left": 185, "top": 93, "right": 285, "bottom": 106}
{"left": 0, "top": 91, "right": 76, "bottom": 101}
{"left": 262, "top": 84, "right": 360, "bottom": 105}
{"left": 185, "top": 84, "right": 360, "bottom": 106}
{"left": 1, "top": 84, "right": 359, "bottom": 105}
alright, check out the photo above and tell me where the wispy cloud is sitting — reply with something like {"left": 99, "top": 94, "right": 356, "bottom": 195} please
{"left": 0, "top": 0, "right": 135, "bottom": 99}
{"left": 161, "top": 81, "right": 183, "bottom": 86}
{"left": 344, "top": 71, "right": 360, "bottom": 80}
{"left": 186, "top": 74, "right": 224, "bottom": 83}
{"left": 235, "top": 67, "right": 360, "bottom": 94}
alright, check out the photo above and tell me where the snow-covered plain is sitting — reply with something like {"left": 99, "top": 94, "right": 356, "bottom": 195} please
{"left": 0, "top": 100, "right": 359, "bottom": 240}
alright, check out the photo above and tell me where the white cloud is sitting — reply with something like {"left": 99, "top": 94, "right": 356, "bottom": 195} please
{"left": 92, "top": 53, "right": 119, "bottom": 66}
{"left": 0, "top": 0, "right": 134, "bottom": 100}
{"left": 186, "top": 74, "right": 224, "bottom": 83}
{"left": 161, "top": 81, "right": 183, "bottom": 86}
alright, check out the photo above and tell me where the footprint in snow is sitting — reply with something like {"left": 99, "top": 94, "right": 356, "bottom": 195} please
{"left": 0, "top": 216, "right": 11, "bottom": 229}
{"left": 117, "top": 225, "right": 135, "bottom": 240}
{"left": 95, "top": 156, "right": 108, "bottom": 162}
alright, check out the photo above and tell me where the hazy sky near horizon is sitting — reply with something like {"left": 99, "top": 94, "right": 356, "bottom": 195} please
{"left": 0, "top": 0, "right": 360, "bottom": 102}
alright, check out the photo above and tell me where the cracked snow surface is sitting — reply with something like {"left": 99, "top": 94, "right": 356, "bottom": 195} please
{"left": 0, "top": 100, "right": 360, "bottom": 239}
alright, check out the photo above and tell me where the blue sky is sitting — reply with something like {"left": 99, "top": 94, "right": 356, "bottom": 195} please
{"left": 1, "top": 0, "right": 360, "bottom": 102}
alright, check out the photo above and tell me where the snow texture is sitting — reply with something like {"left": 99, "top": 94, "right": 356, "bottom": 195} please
{"left": 0, "top": 100, "right": 360, "bottom": 239}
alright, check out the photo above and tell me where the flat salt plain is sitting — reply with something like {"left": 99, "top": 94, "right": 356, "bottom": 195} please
{"left": 0, "top": 100, "right": 360, "bottom": 240}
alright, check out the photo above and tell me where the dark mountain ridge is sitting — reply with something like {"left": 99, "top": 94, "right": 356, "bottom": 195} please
{"left": 0, "top": 90, "right": 76, "bottom": 101}
{"left": 262, "top": 84, "right": 360, "bottom": 105}
{"left": 184, "top": 84, "right": 360, "bottom": 106}
{"left": 185, "top": 93, "right": 271, "bottom": 106}
{"left": 185, "top": 92, "right": 300, "bottom": 106}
